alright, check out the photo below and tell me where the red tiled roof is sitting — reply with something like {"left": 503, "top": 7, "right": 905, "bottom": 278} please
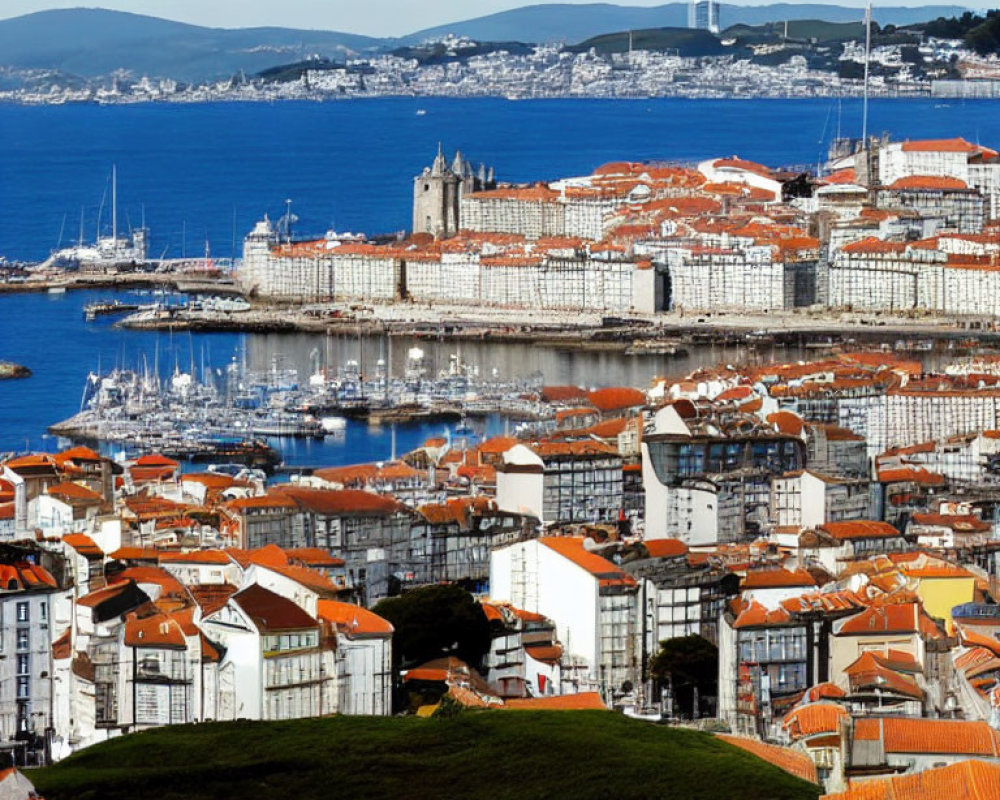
{"left": 586, "top": 386, "right": 646, "bottom": 412}
{"left": 911, "top": 512, "right": 991, "bottom": 533}
{"left": 900, "top": 137, "right": 997, "bottom": 157}
{"left": 316, "top": 599, "right": 393, "bottom": 637}
{"left": 123, "top": 611, "right": 187, "bottom": 649}
{"left": 643, "top": 538, "right": 689, "bottom": 559}
{"left": 743, "top": 567, "right": 817, "bottom": 589}
{"left": 818, "top": 521, "right": 900, "bottom": 541}
{"left": 783, "top": 702, "right": 848, "bottom": 739}
{"left": 47, "top": 481, "right": 103, "bottom": 503}
{"left": 878, "top": 466, "right": 946, "bottom": 486}
{"left": 231, "top": 583, "right": 318, "bottom": 632}
{"left": 853, "top": 716, "right": 1000, "bottom": 756}
{"left": 503, "top": 692, "right": 606, "bottom": 710}
{"left": 716, "top": 735, "right": 817, "bottom": 784}
{"left": 274, "top": 486, "right": 408, "bottom": 516}
{"left": 63, "top": 533, "right": 103, "bottom": 557}
{"left": 889, "top": 174, "right": 968, "bottom": 191}
{"left": 133, "top": 454, "right": 180, "bottom": 467}
{"left": 158, "top": 550, "right": 233, "bottom": 565}
{"left": 835, "top": 603, "right": 922, "bottom": 636}
{"left": 734, "top": 600, "right": 793, "bottom": 628}
{"left": 820, "top": 759, "right": 1000, "bottom": 800}
{"left": 539, "top": 537, "right": 636, "bottom": 588}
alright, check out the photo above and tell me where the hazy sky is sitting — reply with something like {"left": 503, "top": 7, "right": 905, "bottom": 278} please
{"left": 0, "top": 1, "right": 979, "bottom": 37}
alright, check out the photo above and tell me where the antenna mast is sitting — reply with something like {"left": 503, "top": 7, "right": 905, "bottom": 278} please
{"left": 862, "top": 2, "right": 871, "bottom": 148}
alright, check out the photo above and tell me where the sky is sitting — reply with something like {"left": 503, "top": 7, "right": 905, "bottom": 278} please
{"left": 0, "top": 1, "right": 982, "bottom": 37}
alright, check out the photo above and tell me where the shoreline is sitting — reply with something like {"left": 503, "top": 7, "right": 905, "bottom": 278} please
{"left": 7, "top": 275, "right": 1000, "bottom": 354}
{"left": 116, "top": 301, "right": 1000, "bottom": 353}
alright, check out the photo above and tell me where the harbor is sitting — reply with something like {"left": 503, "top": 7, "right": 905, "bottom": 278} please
{"left": 46, "top": 339, "right": 547, "bottom": 467}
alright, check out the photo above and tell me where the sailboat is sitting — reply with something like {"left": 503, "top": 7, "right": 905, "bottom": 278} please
{"left": 44, "top": 165, "right": 149, "bottom": 270}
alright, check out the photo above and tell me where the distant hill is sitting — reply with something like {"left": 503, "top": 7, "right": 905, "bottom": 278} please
{"left": 568, "top": 27, "right": 726, "bottom": 56}
{"left": 0, "top": 8, "right": 382, "bottom": 83}
{"left": 32, "top": 712, "right": 821, "bottom": 800}
{"left": 405, "top": 3, "right": 969, "bottom": 44}
{"left": 725, "top": 19, "right": 867, "bottom": 43}
{"left": 0, "top": 4, "right": 971, "bottom": 85}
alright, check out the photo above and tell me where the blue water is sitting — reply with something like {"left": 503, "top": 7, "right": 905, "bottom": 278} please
{"left": 2, "top": 98, "right": 1000, "bottom": 261}
{"left": 0, "top": 288, "right": 502, "bottom": 461}
{"left": 1, "top": 97, "right": 998, "bottom": 464}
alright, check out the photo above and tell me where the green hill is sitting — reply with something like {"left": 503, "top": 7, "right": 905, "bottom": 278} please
{"left": 568, "top": 26, "right": 726, "bottom": 56}
{"left": 32, "top": 712, "right": 821, "bottom": 800}
{"left": 725, "top": 18, "right": 865, "bottom": 42}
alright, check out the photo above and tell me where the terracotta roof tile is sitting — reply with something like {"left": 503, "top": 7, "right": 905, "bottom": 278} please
{"left": 853, "top": 716, "right": 1000, "bottom": 756}
{"left": 716, "top": 735, "right": 817, "bottom": 784}
{"left": 820, "top": 759, "right": 1000, "bottom": 800}
{"left": 539, "top": 537, "right": 636, "bottom": 588}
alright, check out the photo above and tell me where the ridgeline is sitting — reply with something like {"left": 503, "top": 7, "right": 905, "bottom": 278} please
{"left": 32, "top": 712, "right": 821, "bottom": 800}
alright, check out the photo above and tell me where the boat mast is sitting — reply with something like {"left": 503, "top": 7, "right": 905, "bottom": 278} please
{"left": 112, "top": 164, "right": 118, "bottom": 245}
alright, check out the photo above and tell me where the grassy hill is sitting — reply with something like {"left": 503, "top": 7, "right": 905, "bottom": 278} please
{"left": 31, "top": 712, "right": 821, "bottom": 800}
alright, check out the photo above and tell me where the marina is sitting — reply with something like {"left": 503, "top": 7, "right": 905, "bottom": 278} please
{"left": 46, "top": 339, "right": 546, "bottom": 467}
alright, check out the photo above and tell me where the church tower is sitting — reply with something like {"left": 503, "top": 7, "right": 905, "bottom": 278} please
{"left": 412, "top": 145, "right": 496, "bottom": 239}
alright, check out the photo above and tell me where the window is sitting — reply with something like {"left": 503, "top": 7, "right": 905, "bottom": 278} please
{"left": 16, "top": 654, "right": 29, "bottom": 675}
{"left": 16, "top": 676, "right": 29, "bottom": 699}
{"left": 39, "top": 602, "right": 46, "bottom": 623}
{"left": 16, "top": 628, "right": 29, "bottom": 651}
{"left": 16, "top": 602, "right": 28, "bottom": 623}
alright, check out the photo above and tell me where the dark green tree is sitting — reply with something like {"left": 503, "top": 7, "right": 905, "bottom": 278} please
{"left": 649, "top": 635, "right": 718, "bottom": 719}
{"left": 373, "top": 584, "right": 492, "bottom": 670}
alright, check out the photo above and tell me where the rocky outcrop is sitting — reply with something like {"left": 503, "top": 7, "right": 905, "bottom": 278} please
{"left": 0, "top": 362, "right": 30, "bottom": 380}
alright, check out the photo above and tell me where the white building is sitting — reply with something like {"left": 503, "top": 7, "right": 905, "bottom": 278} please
{"left": 489, "top": 536, "right": 638, "bottom": 700}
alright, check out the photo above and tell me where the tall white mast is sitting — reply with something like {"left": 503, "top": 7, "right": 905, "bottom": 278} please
{"left": 112, "top": 163, "right": 118, "bottom": 245}
{"left": 862, "top": 2, "right": 871, "bottom": 148}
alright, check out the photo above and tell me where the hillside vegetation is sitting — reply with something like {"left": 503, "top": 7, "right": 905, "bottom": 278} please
{"left": 568, "top": 26, "right": 725, "bottom": 56}
{"left": 32, "top": 712, "right": 821, "bottom": 800}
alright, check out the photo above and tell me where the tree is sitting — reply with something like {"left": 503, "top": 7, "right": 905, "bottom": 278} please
{"left": 373, "top": 584, "right": 492, "bottom": 671}
{"left": 649, "top": 635, "right": 719, "bottom": 719}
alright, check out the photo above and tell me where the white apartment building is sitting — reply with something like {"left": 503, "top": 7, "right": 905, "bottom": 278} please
{"left": 489, "top": 536, "right": 638, "bottom": 700}
{"left": 770, "top": 470, "right": 871, "bottom": 529}
{"left": 200, "top": 584, "right": 335, "bottom": 721}
{"left": 874, "top": 138, "right": 1000, "bottom": 218}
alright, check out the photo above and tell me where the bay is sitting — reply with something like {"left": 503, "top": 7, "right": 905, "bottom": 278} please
{"left": 1, "top": 96, "right": 998, "bottom": 464}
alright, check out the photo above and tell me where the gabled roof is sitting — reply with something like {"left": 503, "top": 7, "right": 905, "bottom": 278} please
{"left": 538, "top": 537, "right": 636, "bottom": 589}
{"left": 123, "top": 611, "right": 187, "bottom": 649}
{"left": 834, "top": 603, "right": 923, "bottom": 637}
{"left": 734, "top": 600, "right": 792, "bottom": 628}
{"left": 316, "top": 599, "right": 393, "bottom": 637}
{"left": 231, "top": 583, "right": 318, "bottom": 633}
